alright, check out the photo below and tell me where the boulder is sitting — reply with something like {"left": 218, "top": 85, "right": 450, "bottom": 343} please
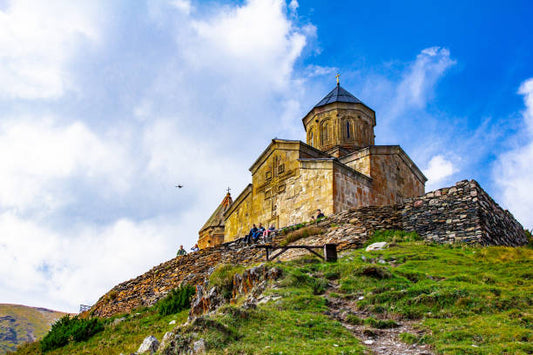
{"left": 365, "top": 242, "right": 388, "bottom": 251}
{"left": 137, "top": 335, "right": 159, "bottom": 354}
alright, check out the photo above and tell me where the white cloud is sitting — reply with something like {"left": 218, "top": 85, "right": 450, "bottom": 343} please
{"left": 0, "top": 0, "right": 316, "bottom": 312}
{"left": 0, "top": 118, "right": 133, "bottom": 213}
{"left": 493, "top": 78, "right": 533, "bottom": 229}
{"left": 169, "top": 0, "right": 192, "bottom": 15}
{"left": 288, "top": 0, "right": 298, "bottom": 12}
{"left": 304, "top": 64, "right": 337, "bottom": 78}
{"left": 0, "top": 0, "right": 102, "bottom": 99}
{"left": 0, "top": 212, "right": 183, "bottom": 311}
{"left": 518, "top": 78, "right": 533, "bottom": 132}
{"left": 355, "top": 47, "right": 460, "bottom": 187}
{"left": 180, "top": 0, "right": 306, "bottom": 91}
{"left": 391, "top": 46, "right": 456, "bottom": 118}
{"left": 423, "top": 155, "right": 458, "bottom": 190}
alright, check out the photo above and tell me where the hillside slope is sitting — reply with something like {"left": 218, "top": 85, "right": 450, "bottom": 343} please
{"left": 12, "top": 232, "right": 533, "bottom": 354}
{"left": 0, "top": 304, "right": 67, "bottom": 354}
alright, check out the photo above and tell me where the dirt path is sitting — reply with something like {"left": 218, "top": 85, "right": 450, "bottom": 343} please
{"left": 324, "top": 281, "right": 433, "bottom": 355}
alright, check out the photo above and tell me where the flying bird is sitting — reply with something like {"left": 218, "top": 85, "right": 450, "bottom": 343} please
{"left": 175, "top": 185, "right": 183, "bottom": 189}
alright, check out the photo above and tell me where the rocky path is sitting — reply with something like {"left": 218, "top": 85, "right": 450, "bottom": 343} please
{"left": 324, "top": 281, "right": 433, "bottom": 355}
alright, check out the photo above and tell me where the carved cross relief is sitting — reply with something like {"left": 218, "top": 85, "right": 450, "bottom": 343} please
{"left": 259, "top": 154, "right": 294, "bottom": 218}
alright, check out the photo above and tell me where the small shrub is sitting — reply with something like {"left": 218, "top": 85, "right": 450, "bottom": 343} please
{"left": 279, "top": 226, "right": 325, "bottom": 246}
{"left": 525, "top": 229, "right": 532, "bottom": 248}
{"left": 157, "top": 284, "right": 196, "bottom": 316}
{"left": 209, "top": 264, "right": 244, "bottom": 299}
{"left": 40, "top": 315, "right": 104, "bottom": 352}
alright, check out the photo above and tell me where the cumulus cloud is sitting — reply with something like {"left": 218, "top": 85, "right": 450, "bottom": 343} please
{"left": 0, "top": 212, "right": 182, "bottom": 311}
{"left": 0, "top": 118, "right": 133, "bottom": 213}
{"left": 423, "top": 155, "right": 458, "bottom": 190}
{"left": 0, "top": 0, "right": 314, "bottom": 312}
{"left": 0, "top": 0, "right": 103, "bottom": 99}
{"left": 493, "top": 78, "right": 533, "bottom": 229}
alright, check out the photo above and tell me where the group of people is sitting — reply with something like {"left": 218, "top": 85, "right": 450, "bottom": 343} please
{"left": 244, "top": 223, "right": 276, "bottom": 244}
{"left": 176, "top": 243, "right": 200, "bottom": 256}
{"left": 177, "top": 209, "right": 327, "bottom": 255}
{"left": 243, "top": 209, "right": 325, "bottom": 244}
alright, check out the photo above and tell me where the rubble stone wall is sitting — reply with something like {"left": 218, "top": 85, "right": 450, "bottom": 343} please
{"left": 402, "top": 180, "right": 527, "bottom": 246}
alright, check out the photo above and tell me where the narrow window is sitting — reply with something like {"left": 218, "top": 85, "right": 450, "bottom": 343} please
{"left": 346, "top": 121, "right": 351, "bottom": 139}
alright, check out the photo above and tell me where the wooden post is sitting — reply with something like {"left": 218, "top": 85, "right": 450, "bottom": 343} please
{"left": 324, "top": 244, "right": 337, "bottom": 262}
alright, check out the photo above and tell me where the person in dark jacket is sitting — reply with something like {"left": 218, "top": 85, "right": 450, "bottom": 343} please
{"left": 252, "top": 223, "right": 265, "bottom": 242}
{"left": 245, "top": 224, "right": 258, "bottom": 244}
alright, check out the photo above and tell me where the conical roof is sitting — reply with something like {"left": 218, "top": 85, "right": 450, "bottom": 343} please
{"left": 314, "top": 84, "right": 363, "bottom": 108}
{"left": 200, "top": 192, "right": 233, "bottom": 231}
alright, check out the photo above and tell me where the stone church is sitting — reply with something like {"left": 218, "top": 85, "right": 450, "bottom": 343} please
{"left": 198, "top": 82, "right": 427, "bottom": 249}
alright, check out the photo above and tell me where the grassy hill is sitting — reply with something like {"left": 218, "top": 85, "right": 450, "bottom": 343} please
{"left": 12, "top": 231, "right": 533, "bottom": 354}
{"left": 0, "top": 304, "right": 68, "bottom": 354}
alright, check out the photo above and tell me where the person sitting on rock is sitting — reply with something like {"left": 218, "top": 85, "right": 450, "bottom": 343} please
{"left": 191, "top": 244, "right": 200, "bottom": 252}
{"left": 244, "top": 224, "right": 258, "bottom": 244}
{"left": 316, "top": 209, "right": 325, "bottom": 219}
{"left": 252, "top": 223, "right": 265, "bottom": 243}
{"left": 176, "top": 245, "right": 187, "bottom": 256}
{"left": 262, "top": 224, "right": 276, "bottom": 242}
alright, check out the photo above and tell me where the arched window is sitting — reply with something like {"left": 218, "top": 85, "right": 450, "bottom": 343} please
{"left": 308, "top": 129, "right": 314, "bottom": 146}
{"left": 321, "top": 123, "right": 328, "bottom": 144}
{"left": 345, "top": 121, "right": 351, "bottom": 139}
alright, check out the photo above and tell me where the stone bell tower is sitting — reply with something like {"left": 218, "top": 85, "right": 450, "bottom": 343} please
{"left": 302, "top": 78, "right": 376, "bottom": 158}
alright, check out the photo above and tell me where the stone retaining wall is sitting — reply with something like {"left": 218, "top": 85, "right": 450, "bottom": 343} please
{"left": 402, "top": 180, "right": 527, "bottom": 246}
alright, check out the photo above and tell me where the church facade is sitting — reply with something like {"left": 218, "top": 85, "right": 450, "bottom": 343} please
{"left": 198, "top": 83, "right": 427, "bottom": 249}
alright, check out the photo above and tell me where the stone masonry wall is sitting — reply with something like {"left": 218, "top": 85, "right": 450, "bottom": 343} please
{"left": 333, "top": 161, "right": 373, "bottom": 213}
{"left": 477, "top": 181, "right": 527, "bottom": 246}
{"left": 402, "top": 180, "right": 527, "bottom": 246}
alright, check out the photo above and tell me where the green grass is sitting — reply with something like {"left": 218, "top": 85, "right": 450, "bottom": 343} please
{"left": 332, "top": 232, "right": 533, "bottom": 354}
{"left": 0, "top": 304, "right": 68, "bottom": 353}
{"left": 209, "top": 264, "right": 245, "bottom": 300}
{"left": 174, "top": 278, "right": 365, "bottom": 354}
{"left": 13, "top": 230, "right": 533, "bottom": 354}
{"left": 40, "top": 316, "right": 104, "bottom": 352}
{"left": 157, "top": 284, "right": 196, "bottom": 316}
{"left": 13, "top": 307, "right": 189, "bottom": 355}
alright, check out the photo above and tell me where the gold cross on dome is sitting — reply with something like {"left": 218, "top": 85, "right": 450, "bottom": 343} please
{"left": 335, "top": 73, "right": 340, "bottom": 85}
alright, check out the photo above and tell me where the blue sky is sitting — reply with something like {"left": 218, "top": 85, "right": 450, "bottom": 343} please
{"left": 0, "top": 0, "right": 531, "bottom": 312}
